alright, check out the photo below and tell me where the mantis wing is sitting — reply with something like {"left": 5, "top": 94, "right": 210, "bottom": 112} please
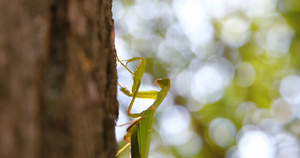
{"left": 134, "top": 108, "right": 156, "bottom": 158}
{"left": 131, "top": 130, "right": 140, "bottom": 158}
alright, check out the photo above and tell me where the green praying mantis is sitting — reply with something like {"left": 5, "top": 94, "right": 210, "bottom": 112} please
{"left": 116, "top": 56, "right": 171, "bottom": 158}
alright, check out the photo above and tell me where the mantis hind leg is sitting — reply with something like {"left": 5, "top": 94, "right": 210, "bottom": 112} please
{"left": 116, "top": 116, "right": 143, "bottom": 156}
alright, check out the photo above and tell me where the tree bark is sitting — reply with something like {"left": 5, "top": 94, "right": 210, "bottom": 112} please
{"left": 0, "top": 0, "right": 118, "bottom": 158}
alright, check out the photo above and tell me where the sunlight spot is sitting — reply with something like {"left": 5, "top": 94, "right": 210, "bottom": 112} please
{"left": 280, "top": 75, "right": 300, "bottom": 105}
{"left": 173, "top": 70, "right": 193, "bottom": 98}
{"left": 191, "top": 65, "right": 223, "bottom": 103}
{"left": 176, "top": 132, "right": 202, "bottom": 157}
{"left": 236, "top": 62, "right": 256, "bottom": 87}
{"left": 238, "top": 129, "right": 275, "bottom": 158}
{"left": 266, "top": 24, "right": 294, "bottom": 58}
{"left": 274, "top": 133, "right": 300, "bottom": 158}
{"left": 245, "top": 0, "right": 277, "bottom": 18}
{"left": 271, "top": 98, "right": 294, "bottom": 123}
{"left": 203, "top": 0, "right": 244, "bottom": 18}
{"left": 190, "top": 56, "right": 234, "bottom": 104}
{"left": 159, "top": 105, "right": 192, "bottom": 145}
{"left": 173, "top": 0, "right": 214, "bottom": 48}
{"left": 209, "top": 118, "right": 236, "bottom": 148}
{"left": 235, "top": 102, "right": 257, "bottom": 124}
{"left": 221, "top": 17, "right": 251, "bottom": 47}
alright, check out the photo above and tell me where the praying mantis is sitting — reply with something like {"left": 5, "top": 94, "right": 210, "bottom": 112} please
{"left": 116, "top": 56, "right": 171, "bottom": 158}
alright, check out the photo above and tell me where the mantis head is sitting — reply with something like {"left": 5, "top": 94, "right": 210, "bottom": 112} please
{"left": 155, "top": 78, "right": 171, "bottom": 90}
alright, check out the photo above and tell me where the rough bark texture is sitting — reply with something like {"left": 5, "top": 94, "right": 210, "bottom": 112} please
{"left": 0, "top": 0, "right": 118, "bottom": 158}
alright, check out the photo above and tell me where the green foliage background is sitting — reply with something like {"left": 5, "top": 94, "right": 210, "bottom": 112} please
{"left": 114, "top": 0, "right": 300, "bottom": 157}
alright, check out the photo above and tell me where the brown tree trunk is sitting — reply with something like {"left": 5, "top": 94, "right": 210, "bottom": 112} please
{"left": 0, "top": 0, "right": 118, "bottom": 158}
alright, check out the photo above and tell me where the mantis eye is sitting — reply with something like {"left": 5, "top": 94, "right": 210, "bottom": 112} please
{"left": 155, "top": 78, "right": 171, "bottom": 89}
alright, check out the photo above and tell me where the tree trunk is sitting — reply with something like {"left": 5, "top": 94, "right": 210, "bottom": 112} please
{"left": 0, "top": 0, "right": 118, "bottom": 158}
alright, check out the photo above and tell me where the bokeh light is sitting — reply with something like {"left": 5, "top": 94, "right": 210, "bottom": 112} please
{"left": 237, "top": 127, "right": 275, "bottom": 158}
{"left": 113, "top": 0, "right": 300, "bottom": 157}
{"left": 209, "top": 118, "right": 236, "bottom": 148}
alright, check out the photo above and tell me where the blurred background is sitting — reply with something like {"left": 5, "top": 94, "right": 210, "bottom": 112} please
{"left": 113, "top": 0, "right": 300, "bottom": 157}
